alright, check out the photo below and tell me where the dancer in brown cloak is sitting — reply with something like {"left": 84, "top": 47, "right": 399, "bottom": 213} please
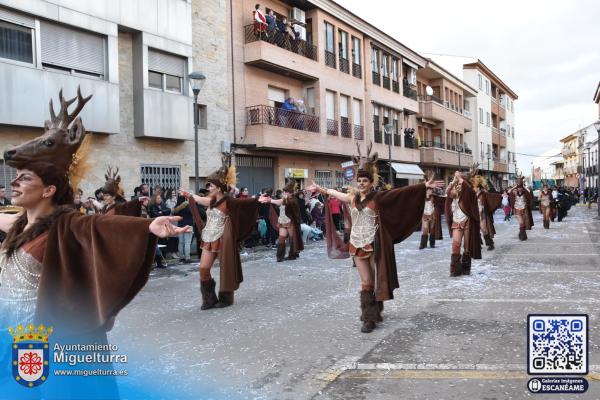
{"left": 419, "top": 174, "right": 444, "bottom": 250}
{"left": 508, "top": 176, "right": 534, "bottom": 240}
{"left": 0, "top": 88, "right": 189, "bottom": 339}
{"left": 445, "top": 166, "right": 482, "bottom": 277}
{"left": 181, "top": 156, "right": 265, "bottom": 310}
{"left": 538, "top": 181, "right": 554, "bottom": 229}
{"left": 98, "top": 166, "right": 147, "bottom": 216}
{"left": 471, "top": 175, "right": 502, "bottom": 251}
{"left": 261, "top": 179, "right": 304, "bottom": 262}
{"left": 307, "top": 142, "right": 443, "bottom": 333}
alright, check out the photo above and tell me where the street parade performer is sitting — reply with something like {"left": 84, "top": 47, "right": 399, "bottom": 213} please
{"left": 471, "top": 173, "right": 502, "bottom": 251}
{"left": 263, "top": 179, "right": 304, "bottom": 262}
{"left": 0, "top": 88, "right": 189, "bottom": 396}
{"left": 419, "top": 173, "right": 444, "bottom": 250}
{"left": 306, "top": 142, "right": 443, "bottom": 333}
{"left": 181, "top": 156, "right": 264, "bottom": 310}
{"left": 98, "top": 165, "right": 147, "bottom": 216}
{"left": 508, "top": 175, "right": 534, "bottom": 240}
{"left": 445, "top": 166, "right": 482, "bottom": 277}
{"left": 538, "top": 181, "right": 554, "bottom": 229}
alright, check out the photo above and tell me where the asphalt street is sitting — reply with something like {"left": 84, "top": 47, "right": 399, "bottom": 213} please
{"left": 110, "top": 205, "right": 600, "bottom": 400}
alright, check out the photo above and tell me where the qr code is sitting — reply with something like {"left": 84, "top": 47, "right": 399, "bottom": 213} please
{"left": 528, "top": 315, "right": 588, "bottom": 375}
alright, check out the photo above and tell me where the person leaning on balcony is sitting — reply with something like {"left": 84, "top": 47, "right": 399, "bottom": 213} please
{"left": 266, "top": 10, "right": 277, "bottom": 37}
{"left": 253, "top": 4, "right": 267, "bottom": 37}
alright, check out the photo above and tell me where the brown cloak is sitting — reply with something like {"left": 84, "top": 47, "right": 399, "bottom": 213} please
{"left": 35, "top": 212, "right": 158, "bottom": 337}
{"left": 480, "top": 192, "right": 502, "bottom": 237}
{"left": 189, "top": 196, "right": 259, "bottom": 292}
{"left": 427, "top": 194, "right": 444, "bottom": 240}
{"left": 325, "top": 184, "right": 427, "bottom": 302}
{"left": 445, "top": 181, "right": 482, "bottom": 260}
{"left": 509, "top": 190, "right": 534, "bottom": 229}
{"left": 101, "top": 198, "right": 143, "bottom": 217}
{"left": 268, "top": 197, "right": 304, "bottom": 255}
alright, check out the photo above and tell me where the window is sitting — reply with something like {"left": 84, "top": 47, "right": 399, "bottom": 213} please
{"left": 40, "top": 21, "right": 106, "bottom": 78}
{"left": 326, "top": 90, "right": 335, "bottom": 120}
{"left": 485, "top": 79, "right": 490, "bottom": 95}
{"left": 340, "top": 95, "right": 349, "bottom": 123}
{"left": 478, "top": 74, "right": 482, "bottom": 90}
{"left": 352, "top": 36, "right": 360, "bottom": 64}
{"left": 324, "top": 22, "right": 334, "bottom": 52}
{"left": 486, "top": 112, "right": 490, "bottom": 127}
{"left": 479, "top": 107, "right": 483, "bottom": 124}
{"left": 371, "top": 47, "right": 379, "bottom": 72}
{"left": 512, "top": 126, "right": 515, "bottom": 137}
{"left": 511, "top": 100, "right": 514, "bottom": 112}
{"left": 306, "top": 87, "right": 315, "bottom": 115}
{"left": 268, "top": 86, "right": 286, "bottom": 108}
{"left": 306, "top": 18, "right": 313, "bottom": 45}
{"left": 0, "top": 19, "right": 34, "bottom": 64}
{"left": 352, "top": 98, "right": 362, "bottom": 125}
{"left": 338, "top": 29, "right": 347, "bottom": 60}
{"left": 382, "top": 54, "right": 388, "bottom": 77}
{"left": 335, "top": 170, "right": 344, "bottom": 188}
{"left": 480, "top": 142, "right": 484, "bottom": 157}
{"left": 315, "top": 170, "right": 333, "bottom": 188}
{"left": 140, "top": 164, "right": 181, "bottom": 193}
{"left": 148, "top": 48, "right": 186, "bottom": 93}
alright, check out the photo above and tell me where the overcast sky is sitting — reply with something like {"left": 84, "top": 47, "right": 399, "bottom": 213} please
{"left": 337, "top": 0, "right": 600, "bottom": 172}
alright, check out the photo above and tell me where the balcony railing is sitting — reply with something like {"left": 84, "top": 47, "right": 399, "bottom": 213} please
{"left": 492, "top": 127, "right": 499, "bottom": 134}
{"left": 325, "top": 50, "right": 336, "bottom": 68}
{"left": 327, "top": 119, "right": 338, "bottom": 135}
{"left": 463, "top": 109, "right": 472, "bottom": 118}
{"left": 353, "top": 124, "right": 364, "bottom": 140}
{"left": 392, "top": 80, "right": 399, "bottom": 93}
{"left": 374, "top": 129, "right": 382, "bottom": 143}
{"left": 420, "top": 141, "right": 445, "bottom": 149}
{"left": 393, "top": 133, "right": 401, "bottom": 146}
{"left": 244, "top": 24, "right": 318, "bottom": 61}
{"left": 418, "top": 95, "right": 444, "bottom": 105}
{"left": 382, "top": 76, "right": 390, "bottom": 89}
{"left": 246, "top": 105, "right": 320, "bottom": 133}
{"left": 403, "top": 83, "right": 417, "bottom": 100}
{"left": 404, "top": 136, "right": 417, "bottom": 149}
{"left": 339, "top": 57, "right": 350, "bottom": 74}
{"left": 352, "top": 63, "right": 362, "bottom": 79}
{"left": 500, "top": 127, "right": 507, "bottom": 136}
{"left": 340, "top": 121, "right": 352, "bottom": 138}
{"left": 372, "top": 71, "right": 381, "bottom": 86}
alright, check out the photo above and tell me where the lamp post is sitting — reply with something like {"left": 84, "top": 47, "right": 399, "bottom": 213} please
{"left": 384, "top": 124, "right": 393, "bottom": 186}
{"left": 188, "top": 71, "right": 206, "bottom": 194}
{"left": 486, "top": 150, "right": 491, "bottom": 181}
{"left": 456, "top": 144, "right": 463, "bottom": 169}
{"left": 594, "top": 120, "right": 600, "bottom": 218}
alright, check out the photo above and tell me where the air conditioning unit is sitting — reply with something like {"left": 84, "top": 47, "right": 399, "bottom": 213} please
{"left": 294, "top": 25, "right": 306, "bottom": 41}
{"left": 290, "top": 7, "right": 305, "bottom": 24}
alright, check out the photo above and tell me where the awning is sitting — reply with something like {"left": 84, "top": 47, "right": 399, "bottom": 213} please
{"left": 391, "top": 163, "right": 424, "bottom": 179}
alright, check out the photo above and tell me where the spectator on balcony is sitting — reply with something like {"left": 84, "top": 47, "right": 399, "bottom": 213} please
{"left": 279, "top": 98, "right": 295, "bottom": 128}
{"left": 266, "top": 10, "right": 277, "bottom": 36}
{"left": 253, "top": 4, "right": 267, "bottom": 38}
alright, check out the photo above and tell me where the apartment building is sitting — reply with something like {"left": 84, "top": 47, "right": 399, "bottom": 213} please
{"left": 415, "top": 59, "right": 476, "bottom": 183}
{"left": 231, "top": 0, "right": 427, "bottom": 192}
{"left": 560, "top": 133, "right": 581, "bottom": 188}
{"left": 0, "top": 0, "right": 231, "bottom": 196}
{"left": 576, "top": 123, "right": 599, "bottom": 191}
{"left": 594, "top": 81, "right": 600, "bottom": 118}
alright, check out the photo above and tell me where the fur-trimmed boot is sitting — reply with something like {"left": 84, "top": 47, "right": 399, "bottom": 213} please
{"left": 461, "top": 253, "right": 471, "bottom": 275}
{"left": 214, "top": 291, "right": 234, "bottom": 308}
{"left": 200, "top": 278, "right": 218, "bottom": 310}
{"left": 429, "top": 235, "right": 436, "bottom": 248}
{"left": 286, "top": 240, "right": 298, "bottom": 260}
{"left": 419, "top": 234, "right": 428, "bottom": 250}
{"left": 450, "top": 254, "right": 462, "bottom": 277}
{"left": 484, "top": 234, "right": 494, "bottom": 250}
{"left": 360, "top": 290, "right": 378, "bottom": 333}
{"left": 276, "top": 238, "right": 286, "bottom": 262}
{"left": 522, "top": 228, "right": 528, "bottom": 240}
{"left": 518, "top": 227, "right": 525, "bottom": 241}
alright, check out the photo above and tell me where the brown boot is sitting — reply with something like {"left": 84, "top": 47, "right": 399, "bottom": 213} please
{"left": 360, "top": 290, "right": 378, "bottom": 333}
{"left": 450, "top": 254, "right": 462, "bottom": 277}
{"left": 286, "top": 240, "right": 298, "bottom": 260}
{"left": 200, "top": 279, "right": 218, "bottom": 310}
{"left": 276, "top": 240, "right": 286, "bottom": 262}
{"left": 214, "top": 291, "right": 234, "bottom": 308}
{"left": 484, "top": 234, "right": 494, "bottom": 250}
{"left": 461, "top": 253, "right": 471, "bottom": 275}
{"left": 377, "top": 301, "right": 384, "bottom": 322}
{"left": 419, "top": 234, "right": 428, "bottom": 250}
{"left": 429, "top": 235, "right": 435, "bottom": 248}
{"left": 518, "top": 227, "right": 525, "bottom": 241}
{"left": 522, "top": 228, "right": 528, "bottom": 240}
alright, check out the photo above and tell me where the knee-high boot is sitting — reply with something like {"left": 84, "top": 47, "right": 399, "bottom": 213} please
{"left": 450, "top": 254, "right": 462, "bottom": 277}
{"left": 461, "top": 253, "right": 471, "bottom": 275}
{"left": 200, "top": 278, "right": 218, "bottom": 310}
{"left": 484, "top": 234, "right": 494, "bottom": 250}
{"left": 276, "top": 236, "right": 286, "bottom": 262}
{"left": 419, "top": 234, "right": 428, "bottom": 250}
{"left": 360, "top": 290, "right": 379, "bottom": 333}
{"left": 429, "top": 235, "right": 436, "bottom": 248}
{"left": 214, "top": 291, "right": 234, "bottom": 308}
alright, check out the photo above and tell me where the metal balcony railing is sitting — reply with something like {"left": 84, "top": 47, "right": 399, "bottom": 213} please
{"left": 352, "top": 63, "right": 362, "bottom": 79}
{"left": 246, "top": 105, "right": 320, "bottom": 133}
{"left": 372, "top": 71, "right": 381, "bottom": 86}
{"left": 327, "top": 119, "right": 338, "bottom": 136}
{"left": 340, "top": 121, "right": 352, "bottom": 138}
{"left": 418, "top": 95, "right": 444, "bottom": 105}
{"left": 404, "top": 136, "right": 417, "bottom": 149}
{"left": 403, "top": 83, "right": 417, "bottom": 100}
{"left": 382, "top": 76, "right": 390, "bottom": 89}
{"left": 339, "top": 57, "right": 350, "bottom": 74}
{"left": 353, "top": 124, "right": 364, "bottom": 140}
{"left": 244, "top": 24, "right": 318, "bottom": 61}
{"left": 420, "top": 141, "right": 445, "bottom": 149}
{"left": 393, "top": 133, "right": 401, "bottom": 146}
{"left": 374, "top": 129, "right": 382, "bottom": 143}
{"left": 392, "top": 80, "right": 399, "bottom": 93}
{"left": 325, "top": 50, "right": 336, "bottom": 68}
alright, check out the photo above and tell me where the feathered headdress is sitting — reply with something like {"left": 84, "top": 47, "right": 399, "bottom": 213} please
{"left": 207, "top": 153, "right": 237, "bottom": 193}
{"left": 352, "top": 141, "right": 379, "bottom": 186}
{"left": 102, "top": 166, "right": 124, "bottom": 199}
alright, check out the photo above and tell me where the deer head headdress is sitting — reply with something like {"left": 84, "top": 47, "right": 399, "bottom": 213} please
{"left": 207, "top": 153, "right": 237, "bottom": 193}
{"left": 3, "top": 87, "right": 93, "bottom": 187}
{"left": 469, "top": 163, "right": 487, "bottom": 190}
{"left": 351, "top": 141, "right": 379, "bottom": 186}
{"left": 102, "top": 166, "right": 124, "bottom": 199}
{"left": 282, "top": 178, "right": 297, "bottom": 194}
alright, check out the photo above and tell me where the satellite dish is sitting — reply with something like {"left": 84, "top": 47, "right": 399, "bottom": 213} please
{"left": 425, "top": 86, "right": 434, "bottom": 96}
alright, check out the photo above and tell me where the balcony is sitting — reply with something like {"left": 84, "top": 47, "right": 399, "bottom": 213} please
{"left": 382, "top": 75, "right": 390, "bottom": 90}
{"left": 417, "top": 96, "right": 472, "bottom": 132}
{"left": 244, "top": 25, "right": 319, "bottom": 81}
{"left": 374, "top": 129, "right": 382, "bottom": 143}
{"left": 339, "top": 57, "right": 350, "bottom": 74}
{"left": 372, "top": 71, "right": 381, "bottom": 86}
{"left": 392, "top": 80, "right": 399, "bottom": 93}
{"left": 247, "top": 105, "right": 319, "bottom": 133}
{"left": 494, "top": 159, "right": 508, "bottom": 173}
{"left": 352, "top": 63, "right": 362, "bottom": 79}
{"left": 327, "top": 119, "right": 338, "bottom": 136}
{"left": 419, "top": 141, "right": 474, "bottom": 167}
{"left": 393, "top": 133, "right": 401, "bottom": 146}
{"left": 404, "top": 135, "right": 418, "bottom": 149}
{"left": 340, "top": 121, "right": 352, "bottom": 138}
{"left": 353, "top": 124, "right": 364, "bottom": 140}
{"left": 403, "top": 83, "right": 418, "bottom": 100}
{"left": 325, "top": 50, "right": 336, "bottom": 68}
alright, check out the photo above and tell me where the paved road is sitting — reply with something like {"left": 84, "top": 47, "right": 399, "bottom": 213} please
{"left": 110, "top": 205, "right": 600, "bottom": 399}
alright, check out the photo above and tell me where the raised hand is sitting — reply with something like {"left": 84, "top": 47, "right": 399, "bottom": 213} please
{"left": 426, "top": 177, "right": 445, "bottom": 189}
{"left": 149, "top": 216, "right": 192, "bottom": 238}
{"left": 179, "top": 188, "right": 192, "bottom": 198}
{"left": 305, "top": 180, "right": 320, "bottom": 192}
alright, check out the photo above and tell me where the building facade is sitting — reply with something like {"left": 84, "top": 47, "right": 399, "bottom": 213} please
{"left": 576, "top": 123, "right": 598, "bottom": 192}
{"left": 0, "top": 0, "right": 232, "bottom": 196}
{"left": 415, "top": 59, "right": 476, "bottom": 183}
{"left": 231, "top": 0, "right": 427, "bottom": 193}
{"left": 560, "top": 133, "right": 581, "bottom": 188}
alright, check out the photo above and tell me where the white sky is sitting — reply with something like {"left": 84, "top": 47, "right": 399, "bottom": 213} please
{"left": 336, "top": 0, "right": 600, "bottom": 172}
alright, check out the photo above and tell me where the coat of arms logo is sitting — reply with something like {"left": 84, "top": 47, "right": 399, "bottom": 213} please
{"left": 9, "top": 324, "right": 53, "bottom": 388}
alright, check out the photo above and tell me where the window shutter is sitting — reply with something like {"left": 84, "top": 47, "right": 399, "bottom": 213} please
{"left": 0, "top": 6, "right": 34, "bottom": 28}
{"left": 148, "top": 48, "right": 185, "bottom": 77}
{"left": 268, "top": 86, "right": 286, "bottom": 103}
{"left": 40, "top": 21, "right": 105, "bottom": 75}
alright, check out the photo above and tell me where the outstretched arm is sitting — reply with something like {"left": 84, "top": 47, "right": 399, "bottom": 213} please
{"left": 149, "top": 216, "right": 192, "bottom": 238}
{"left": 305, "top": 181, "right": 352, "bottom": 203}
{"left": 0, "top": 213, "right": 19, "bottom": 233}
{"left": 179, "top": 188, "right": 211, "bottom": 207}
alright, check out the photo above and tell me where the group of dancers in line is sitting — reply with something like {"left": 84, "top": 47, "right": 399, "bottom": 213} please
{"left": 0, "top": 88, "right": 553, "bottom": 343}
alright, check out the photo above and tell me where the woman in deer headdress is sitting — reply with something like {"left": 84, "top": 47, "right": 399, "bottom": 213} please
{"left": 263, "top": 178, "right": 304, "bottom": 262}
{"left": 181, "top": 155, "right": 264, "bottom": 310}
{"left": 419, "top": 171, "right": 444, "bottom": 250}
{"left": 444, "top": 164, "right": 482, "bottom": 276}
{"left": 471, "top": 173, "right": 503, "bottom": 251}
{"left": 98, "top": 165, "right": 148, "bottom": 216}
{"left": 538, "top": 180, "right": 554, "bottom": 229}
{"left": 307, "top": 142, "right": 443, "bottom": 333}
{"left": 508, "top": 175, "right": 534, "bottom": 240}
{"left": 0, "top": 89, "right": 188, "bottom": 386}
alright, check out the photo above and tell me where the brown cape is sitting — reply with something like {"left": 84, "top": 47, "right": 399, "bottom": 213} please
{"left": 325, "top": 184, "right": 427, "bottom": 302}
{"left": 480, "top": 192, "right": 502, "bottom": 237}
{"left": 445, "top": 181, "right": 482, "bottom": 259}
{"left": 268, "top": 198, "right": 304, "bottom": 255}
{"left": 35, "top": 212, "right": 158, "bottom": 337}
{"left": 102, "top": 198, "right": 143, "bottom": 217}
{"left": 427, "top": 194, "right": 444, "bottom": 240}
{"left": 509, "top": 190, "right": 534, "bottom": 229}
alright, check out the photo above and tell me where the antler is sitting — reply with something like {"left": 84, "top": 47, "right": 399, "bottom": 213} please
{"left": 469, "top": 162, "right": 480, "bottom": 176}
{"left": 355, "top": 142, "right": 362, "bottom": 158}
{"left": 366, "top": 141, "right": 373, "bottom": 157}
{"left": 49, "top": 86, "right": 93, "bottom": 129}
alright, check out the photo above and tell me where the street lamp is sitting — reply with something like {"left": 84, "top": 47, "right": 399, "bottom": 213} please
{"left": 486, "top": 149, "right": 491, "bottom": 181}
{"left": 594, "top": 120, "right": 600, "bottom": 218}
{"left": 188, "top": 71, "right": 206, "bottom": 194}
{"left": 384, "top": 123, "right": 393, "bottom": 185}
